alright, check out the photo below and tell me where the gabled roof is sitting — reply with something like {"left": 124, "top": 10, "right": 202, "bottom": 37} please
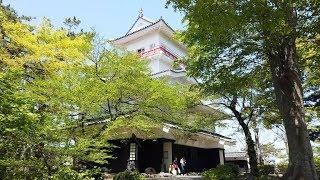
{"left": 126, "top": 11, "right": 155, "bottom": 35}
{"left": 110, "top": 17, "right": 175, "bottom": 45}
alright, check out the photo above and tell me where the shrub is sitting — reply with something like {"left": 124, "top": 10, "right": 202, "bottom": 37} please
{"left": 258, "top": 164, "right": 275, "bottom": 175}
{"left": 276, "top": 163, "right": 288, "bottom": 174}
{"left": 113, "top": 171, "right": 144, "bottom": 180}
{"left": 51, "top": 167, "right": 92, "bottom": 180}
{"left": 202, "top": 164, "right": 240, "bottom": 180}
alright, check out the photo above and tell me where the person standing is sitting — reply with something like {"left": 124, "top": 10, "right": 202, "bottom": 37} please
{"left": 180, "top": 157, "right": 187, "bottom": 175}
{"left": 173, "top": 157, "right": 180, "bottom": 175}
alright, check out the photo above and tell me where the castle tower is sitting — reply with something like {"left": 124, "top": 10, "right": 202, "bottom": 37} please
{"left": 106, "top": 11, "right": 235, "bottom": 173}
{"left": 110, "top": 11, "right": 194, "bottom": 84}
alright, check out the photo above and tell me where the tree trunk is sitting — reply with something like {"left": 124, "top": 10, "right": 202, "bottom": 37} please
{"left": 252, "top": 114, "right": 263, "bottom": 165}
{"left": 267, "top": 36, "right": 318, "bottom": 180}
{"left": 254, "top": 127, "right": 263, "bottom": 165}
{"left": 230, "top": 108, "right": 259, "bottom": 178}
{"left": 239, "top": 119, "right": 259, "bottom": 179}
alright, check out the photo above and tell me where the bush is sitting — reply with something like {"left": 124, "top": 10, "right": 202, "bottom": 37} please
{"left": 258, "top": 164, "right": 275, "bottom": 175}
{"left": 276, "top": 163, "right": 288, "bottom": 174}
{"left": 51, "top": 167, "right": 92, "bottom": 180}
{"left": 113, "top": 171, "right": 144, "bottom": 180}
{"left": 202, "top": 164, "right": 240, "bottom": 180}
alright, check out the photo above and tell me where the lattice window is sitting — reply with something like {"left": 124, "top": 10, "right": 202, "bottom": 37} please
{"left": 129, "top": 143, "right": 137, "bottom": 161}
{"left": 137, "top": 48, "right": 145, "bottom": 54}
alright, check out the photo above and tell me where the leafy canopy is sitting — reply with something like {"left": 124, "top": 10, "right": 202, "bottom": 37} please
{"left": 0, "top": 4, "right": 102, "bottom": 179}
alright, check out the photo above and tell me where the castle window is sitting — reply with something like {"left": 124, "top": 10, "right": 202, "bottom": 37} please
{"left": 137, "top": 48, "right": 145, "bottom": 54}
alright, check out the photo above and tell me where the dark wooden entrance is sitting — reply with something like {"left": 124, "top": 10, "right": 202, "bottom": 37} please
{"left": 137, "top": 139, "right": 163, "bottom": 172}
{"left": 173, "top": 144, "right": 221, "bottom": 172}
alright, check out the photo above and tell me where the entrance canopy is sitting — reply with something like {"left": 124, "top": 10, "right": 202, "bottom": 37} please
{"left": 104, "top": 120, "right": 234, "bottom": 149}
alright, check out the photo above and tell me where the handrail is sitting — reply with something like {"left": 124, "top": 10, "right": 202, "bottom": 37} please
{"left": 140, "top": 44, "right": 179, "bottom": 60}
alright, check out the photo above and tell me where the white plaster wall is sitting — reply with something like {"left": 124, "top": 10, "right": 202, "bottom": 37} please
{"left": 124, "top": 32, "right": 160, "bottom": 52}
{"left": 123, "top": 32, "right": 161, "bottom": 74}
{"left": 219, "top": 149, "right": 225, "bottom": 165}
{"left": 163, "top": 142, "right": 172, "bottom": 172}
{"left": 121, "top": 31, "right": 186, "bottom": 75}
{"left": 158, "top": 58, "right": 172, "bottom": 72}
{"left": 122, "top": 32, "right": 177, "bottom": 74}
{"left": 148, "top": 58, "right": 160, "bottom": 74}
{"left": 159, "top": 33, "right": 186, "bottom": 58}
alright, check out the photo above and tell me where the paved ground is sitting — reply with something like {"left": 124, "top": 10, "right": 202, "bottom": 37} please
{"left": 104, "top": 173, "right": 203, "bottom": 179}
{"left": 146, "top": 175, "right": 202, "bottom": 180}
{"left": 105, "top": 176, "right": 202, "bottom": 180}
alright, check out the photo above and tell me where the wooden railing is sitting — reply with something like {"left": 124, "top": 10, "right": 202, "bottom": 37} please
{"left": 140, "top": 45, "right": 179, "bottom": 60}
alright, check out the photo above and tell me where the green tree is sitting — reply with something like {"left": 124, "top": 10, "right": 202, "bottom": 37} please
{"left": 186, "top": 59, "right": 273, "bottom": 177}
{"left": 0, "top": 3, "right": 102, "bottom": 179}
{"left": 31, "top": 35, "right": 202, "bottom": 141}
{"left": 299, "top": 35, "right": 320, "bottom": 143}
{"left": 299, "top": 35, "right": 320, "bottom": 113}
{"left": 166, "top": 0, "right": 319, "bottom": 179}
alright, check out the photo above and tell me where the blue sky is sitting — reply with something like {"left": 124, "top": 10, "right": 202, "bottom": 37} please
{"left": 3, "top": 0, "right": 184, "bottom": 39}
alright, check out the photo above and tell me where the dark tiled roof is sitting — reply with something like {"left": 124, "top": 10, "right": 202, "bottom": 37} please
{"left": 198, "top": 130, "right": 232, "bottom": 140}
{"left": 163, "top": 121, "right": 232, "bottom": 140}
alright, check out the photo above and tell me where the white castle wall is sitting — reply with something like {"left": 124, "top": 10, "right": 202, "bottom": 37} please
{"left": 124, "top": 32, "right": 160, "bottom": 52}
{"left": 159, "top": 33, "right": 186, "bottom": 58}
{"left": 119, "top": 25, "right": 187, "bottom": 77}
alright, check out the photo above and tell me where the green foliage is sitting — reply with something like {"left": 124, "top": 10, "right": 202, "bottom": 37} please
{"left": 166, "top": 0, "right": 285, "bottom": 128}
{"left": 169, "top": 1, "right": 279, "bottom": 175}
{"left": 165, "top": 0, "right": 320, "bottom": 124}
{"left": 0, "top": 11, "right": 91, "bottom": 73}
{"left": 299, "top": 35, "right": 320, "bottom": 117}
{"left": 315, "top": 157, "right": 320, "bottom": 175}
{"left": 166, "top": 0, "right": 320, "bottom": 177}
{"left": 260, "top": 143, "right": 286, "bottom": 164}
{"left": 113, "top": 171, "right": 144, "bottom": 180}
{"left": 64, "top": 16, "right": 81, "bottom": 30}
{"left": 0, "top": 3, "right": 103, "bottom": 179}
{"left": 202, "top": 164, "right": 240, "bottom": 180}
{"left": 0, "top": 71, "right": 44, "bottom": 179}
{"left": 258, "top": 165, "right": 275, "bottom": 176}
{"left": 0, "top": 69, "right": 103, "bottom": 179}
{"left": 163, "top": 2, "right": 320, "bottom": 108}
{"left": 30, "top": 33, "right": 205, "bottom": 140}
{"left": 51, "top": 167, "right": 93, "bottom": 180}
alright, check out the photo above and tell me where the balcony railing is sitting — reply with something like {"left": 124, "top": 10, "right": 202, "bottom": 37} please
{"left": 140, "top": 45, "right": 179, "bottom": 60}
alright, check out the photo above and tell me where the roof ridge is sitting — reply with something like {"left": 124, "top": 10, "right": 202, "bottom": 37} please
{"left": 111, "top": 19, "right": 175, "bottom": 43}
{"left": 125, "top": 14, "right": 155, "bottom": 36}
{"left": 125, "top": 14, "right": 142, "bottom": 35}
{"left": 140, "top": 16, "right": 155, "bottom": 24}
